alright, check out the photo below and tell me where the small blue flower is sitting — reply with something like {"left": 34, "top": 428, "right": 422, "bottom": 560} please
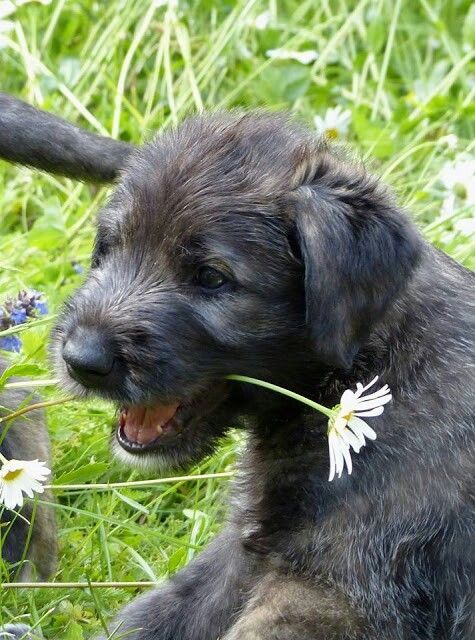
{"left": 0, "top": 290, "right": 48, "bottom": 339}
{"left": 34, "top": 300, "right": 48, "bottom": 315}
{"left": 72, "top": 261, "right": 85, "bottom": 275}
{"left": 10, "top": 307, "right": 27, "bottom": 325}
{"left": 0, "top": 335, "right": 22, "bottom": 353}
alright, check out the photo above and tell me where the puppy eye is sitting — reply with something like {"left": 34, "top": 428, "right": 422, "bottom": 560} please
{"left": 196, "top": 266, "right": 228, "bottom": 290}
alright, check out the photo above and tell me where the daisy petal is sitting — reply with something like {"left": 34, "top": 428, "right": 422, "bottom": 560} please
{"left": 354, "top": 376, "right": 379, "bottom": 397}
{"left": 341, "top": 443, "right": 353, "bottom": 476}
{"left": 339, "top": 389, "right": 357, "bottom": 411}
{"left": 354, "top": 406, "right": 385, "bottom": 418}
{"left": 355, "top": 395, "right": 392, "bottom": 410}
{"left": 339, "top": 427, "right": 363, "bottom": 453}
{"left": 328, "top": 433, "right": 336, "bottom": 482}
{"left": 21, "top": 485, "right": 34, "bottom": 499}
{"left": 333, "top": 436, "right": 345, "bottom": 478}
{"left": 3, "top": 485, "right": 23, "bottom": 510}
{"left": 354, "top": 386, "right": 390, "bottom": 402}
{"left": 349, "top": 417, "right": 377, "bottom": 440}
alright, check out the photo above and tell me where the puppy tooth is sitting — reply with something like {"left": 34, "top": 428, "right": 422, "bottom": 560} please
{"left": 156, "top": 424, "right": 163, "bottom": 435}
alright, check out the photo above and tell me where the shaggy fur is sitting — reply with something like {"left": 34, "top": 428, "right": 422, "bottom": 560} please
{"left": 49, "top": 112, "right": 474, "bottom": 639}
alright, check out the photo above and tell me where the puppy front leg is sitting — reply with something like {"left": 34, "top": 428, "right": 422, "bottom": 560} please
{"left": 98, "top": 527, "right": 256, "bottom": 640}
{"left": 223, "top": 572, "right": 364, "bottom": 640}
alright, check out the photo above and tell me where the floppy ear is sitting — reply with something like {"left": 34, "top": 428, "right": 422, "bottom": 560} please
{"left": 292, "top": 173, "right": 422, "bottom": 369}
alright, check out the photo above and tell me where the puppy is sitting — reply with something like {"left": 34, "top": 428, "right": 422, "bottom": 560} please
{"left": 48, "top": 112, "right": 474, "bottom": 639}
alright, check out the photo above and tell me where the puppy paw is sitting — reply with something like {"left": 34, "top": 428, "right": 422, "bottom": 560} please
{"left": 0, "top": 625, "right": 42, "bottom": 639}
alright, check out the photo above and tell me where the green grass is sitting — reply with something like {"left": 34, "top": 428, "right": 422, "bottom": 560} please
{"left": 0, "top": 0, "right": 474, "bottom": 636}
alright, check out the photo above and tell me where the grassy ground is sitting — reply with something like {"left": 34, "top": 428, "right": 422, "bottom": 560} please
{"left": 0, "top": 0, "right": 474, "bottom": 637}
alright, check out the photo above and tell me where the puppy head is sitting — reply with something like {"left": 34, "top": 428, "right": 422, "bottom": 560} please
{"left": 52, "top": 113, "right": 421, "bottom": 471}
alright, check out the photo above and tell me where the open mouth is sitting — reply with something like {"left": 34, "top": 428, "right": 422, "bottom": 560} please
{"left": 117, "top": 402, "right": 182, "bottom": 453}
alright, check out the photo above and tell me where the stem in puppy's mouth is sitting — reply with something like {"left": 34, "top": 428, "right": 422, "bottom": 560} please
{"left": 226, "top": 375, "right": 334, "bottom": 418}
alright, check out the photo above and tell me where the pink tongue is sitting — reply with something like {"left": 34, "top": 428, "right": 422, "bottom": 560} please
{"left": 123, "top": 403, "right": 180, "bottom": 444}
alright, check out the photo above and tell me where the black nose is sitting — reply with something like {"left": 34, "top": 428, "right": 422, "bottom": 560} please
{"left": 62, "top": 326, "right": 116, "bottom": 387}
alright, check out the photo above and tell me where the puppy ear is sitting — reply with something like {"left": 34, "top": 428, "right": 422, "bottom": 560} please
{"left": 292, "top": 170, "right": 422, "bottom": 369}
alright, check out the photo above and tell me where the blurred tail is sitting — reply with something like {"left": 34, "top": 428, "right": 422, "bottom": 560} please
{"left": 0, "top": 93, "right": 135, "bottom": 183}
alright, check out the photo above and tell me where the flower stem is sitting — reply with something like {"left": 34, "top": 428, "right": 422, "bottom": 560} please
{"left": 0, "top": 314, "right": 57, "bottom": 338}
{"left": 0, "top": 581, "right": 159, "bottom": 590}
{"left": 46, "top": 471, "right": 233, "bottom": 492}
{"left": 226, "top": 375, "right": 334, "bottom": 418}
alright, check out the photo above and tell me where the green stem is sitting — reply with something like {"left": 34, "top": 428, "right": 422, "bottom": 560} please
{"left": 226, "top": 375, "right": 334, "bottom": 418}
{"left": 4, "top": 378, "right": 60, "bottom": 390}
{"left": 0, "top": 314, "right": 57, "bottom": 338}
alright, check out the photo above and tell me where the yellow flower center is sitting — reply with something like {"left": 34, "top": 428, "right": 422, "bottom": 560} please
{"left": 328, "top": 404, "right": 354, "bottom": 434}
{"left": 325, "top": 128, "right": 339, "bottom": 140}
{"left": 3, "top": 469, "right": 23, "bottom": 482}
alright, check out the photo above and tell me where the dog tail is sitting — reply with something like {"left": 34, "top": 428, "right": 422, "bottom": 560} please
{"left": 0, "top": 93, "right": 135, "bottom": 183}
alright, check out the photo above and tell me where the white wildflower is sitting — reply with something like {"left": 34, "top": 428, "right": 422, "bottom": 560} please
{"left": 439, "top": 157, "right": 475, "bottom": 206}
{"left": 314, "top": 106, "right": 351, "bottom": 141}
{"left": 266, "top": 48, "right": 318, "bottom": 65}
{"left": 454, "top": 217, "right": 475, "bottom": 236}
{"left": 438, "top": 134, "right": 458, "bottom": 150}
{"left": 0, "top": 455, "right": 50, "bottom": 510}
{"left": 252, "top": 11, "right": 271, "bottom": 30}
{"left": 328, "top": 376, "right": 391, "bottom": 481}
{"left": 0, "top": 0, "right": 50, "bottom": 14}
{"left": 14, "top": 0, "right": 52, "bottom": 5}
{"left": 0, "top": 0, "right": 14, "bottom": 47}
{"left": 0, "top": 0, "right": 52, "bottom": 48}
{"left": 441, "top": 192, "right": 456, "bottom": 216}
{"left": 0, "top": 1, "right": 15, "bottom": 19}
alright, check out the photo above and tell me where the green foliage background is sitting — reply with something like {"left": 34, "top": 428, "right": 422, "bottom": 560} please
{"left": 0, "top": 0, "right": 474, "bottom": 636}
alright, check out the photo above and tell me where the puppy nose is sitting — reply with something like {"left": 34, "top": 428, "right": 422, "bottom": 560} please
{"left": 62, "top": 326, "right": 115, "bottom": 386}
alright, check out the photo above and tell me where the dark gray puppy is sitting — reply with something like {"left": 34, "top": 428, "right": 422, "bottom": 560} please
{"left": 51, "top": 113, "right": 474, "bottom": 639}
{"left": 0, "top": 361, "right": 57, "bottom": 581}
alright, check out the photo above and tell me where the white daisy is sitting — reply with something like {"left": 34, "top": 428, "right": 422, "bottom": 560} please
{"left": 0, "top": 455, "right": 50, "bottom": 510}
{"left": 0, "top": 0, "right": 14, "bottom": 48}
{"left": 454, "top": 217, "right": 475, "bottom": 236}
{"left": 250, "top": 11, "right": 271, "bottom": 30}
{"left": 328, "top": 376, "right": 391, "bottom": 481}
{"left": 438, "top": 134, "right": 458, "bottom": 150}
{"left": 266, "top": 48, "right": 318, "bottom": 65}
{"left": 439, "top": 157, "right": 475, "bottom": 207}
{"left": 314, "top": 106, "right": 351, "bottom": 141}
{"left": 0, "top": 1, "right": 15, "bottom": 19}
